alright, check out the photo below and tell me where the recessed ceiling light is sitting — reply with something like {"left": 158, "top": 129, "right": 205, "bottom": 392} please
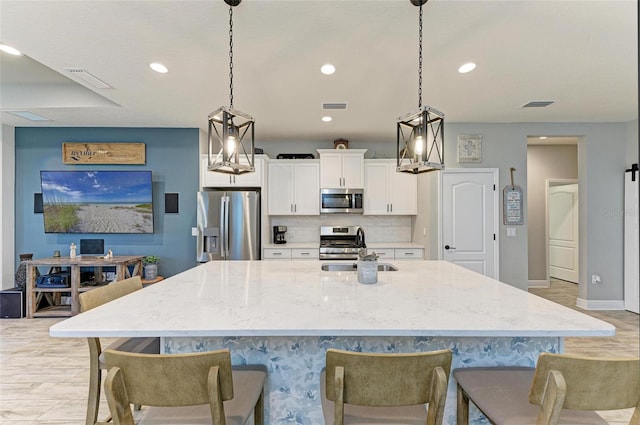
{"left": 458, "top": 62, "right": 476, "bottom": 74}
{"left": 322, "top": 116, "right": 332, "bottom": 122}
{"left": 0, "top": 43, "right": 22, "bottom": 56}
{"left": 320, "top": 64, "right": 336, "bottom": 75}
{"left": 539, "top": 136, "right": 548, "bottom": 140}
{"left": 149, "top": 62, "right": 168, "bottom": 74}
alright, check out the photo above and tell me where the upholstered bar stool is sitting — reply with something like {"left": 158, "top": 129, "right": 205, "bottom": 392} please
{"left": 101, "top": 348, "right": 266, "bottom": 425}
{"left": 79, "top": 276, "right": 160, "bottom": 425}
{"left": 453, "top": 353, "right": 640, "bottom": 425}
{"left": 321, "top": 348, "right": 453, "bottom": 425}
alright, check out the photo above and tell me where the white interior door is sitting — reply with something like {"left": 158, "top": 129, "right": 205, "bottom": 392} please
{"left": 441, "top": 169, "right": 498, "bottom": 278}
{"left": 624, "top": 169, "right": 639, "bottom": 313}
{"left": 548, "top": 183, "right": 579, "bottom": 283}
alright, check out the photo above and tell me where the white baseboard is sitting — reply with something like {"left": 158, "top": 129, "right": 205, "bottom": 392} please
{"left": 528, "top": 279, "right": 549, "bottom": 288}
{"left": 576, "top": 298, "right": 625, "bottom": 310}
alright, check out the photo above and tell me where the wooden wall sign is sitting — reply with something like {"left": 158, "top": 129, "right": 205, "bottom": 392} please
{"left": 62, "top": 143, "right": 146, "bottom": 164}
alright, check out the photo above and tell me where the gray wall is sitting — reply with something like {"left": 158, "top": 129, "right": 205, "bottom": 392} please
{"left": 444, "top": 123, "right": 627, "bottom": 297}
{"left": 627, "top": 120, "right": 638, "bottom": 166}
{"left": 526, "top": 145, "right": 578, "bottom": 281}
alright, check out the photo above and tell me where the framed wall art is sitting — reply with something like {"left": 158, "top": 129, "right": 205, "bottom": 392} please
{"left": 457, "top": 134, "right": 482, "bottom": 163}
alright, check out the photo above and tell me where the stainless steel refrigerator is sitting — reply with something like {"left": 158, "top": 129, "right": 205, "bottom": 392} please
{"left": 197, "top": 190, "right": 261, "bottom": 262}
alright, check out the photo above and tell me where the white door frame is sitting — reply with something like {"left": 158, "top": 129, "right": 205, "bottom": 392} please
{"left": 545, "top": 179, "right": 579, "bottom": 285}
{"left": 439, "top": 168, "right": 500, "bottom": 279}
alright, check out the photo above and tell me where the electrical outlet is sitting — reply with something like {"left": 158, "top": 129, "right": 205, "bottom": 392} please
{"left": 591, "top": 274, "right": 601, "bottom": 284}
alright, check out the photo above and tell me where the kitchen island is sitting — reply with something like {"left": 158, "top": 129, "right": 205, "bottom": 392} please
{"left": 50, "top": 260, "right": 614, "bottom": 425}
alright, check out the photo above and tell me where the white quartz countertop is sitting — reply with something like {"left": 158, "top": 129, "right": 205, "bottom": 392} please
{"left": 50, "top": 260, "right": 614, "bottom": 338}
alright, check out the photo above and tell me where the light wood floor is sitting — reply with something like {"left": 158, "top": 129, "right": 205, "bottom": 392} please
{"left": 0, "top": 279, "right": 638, "bottom": 424}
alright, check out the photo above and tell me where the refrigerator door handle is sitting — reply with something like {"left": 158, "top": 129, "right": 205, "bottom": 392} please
{"left": 219, "top": 196, "right": 226, "bottom": 258}
{"left": 223, "top": 195, "right": 230, "bottom": 258}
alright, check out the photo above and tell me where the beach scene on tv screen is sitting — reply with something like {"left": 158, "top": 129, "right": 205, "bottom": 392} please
{"left": 40, "top": 171, "right": 153, "bottom": 234}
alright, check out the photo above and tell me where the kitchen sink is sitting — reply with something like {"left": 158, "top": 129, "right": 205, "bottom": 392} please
{"left": 321, "top": 263, "right": 398, "bottom": 272}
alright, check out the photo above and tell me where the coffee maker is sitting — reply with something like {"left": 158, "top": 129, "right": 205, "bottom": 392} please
{"left": 273, "top": 226, "right": 287, "bottom": 244}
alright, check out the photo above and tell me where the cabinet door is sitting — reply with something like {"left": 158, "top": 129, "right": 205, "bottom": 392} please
{"left": 201, "top": 156, "right": 234, "bottom": 187}
{"left": 389, "top": 168, "right": 417, "bottom": 214}
{"left": 293, "top": 163, "right": 320, "bottom": 215}
{"left": 234, "top": 158, "right": 263, "bottom": 187}
{"left": 395, "top": 248, "right": 423, "bottom": 260}
{"left": 263, "top": 248, "right": 291, "bottom": 260}
{"left": 341, "top": 153, "right": 365, "bottom": 188}
{"left": 201, "top": 155, "right": 262, "bottom": 188}
{"left": 319, "top": 153, "right": 344, "bottom": 188}
{"left": 291, "top": 248, "right": 319, "bottom": 259}
{"left": 364, "top": 162, "right": 390, "bottom": 215}
{"left": 268, "top": 163, "right": 294, "bottom": 215}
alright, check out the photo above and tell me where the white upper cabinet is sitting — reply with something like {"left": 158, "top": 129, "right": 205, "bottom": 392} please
{"left": 364, "top": 160, "right": 417, "bottom": 215}
{"left": 268, "top": 161, "right": 319, "bottom": 215}
{"left": 200, "top": 154, "right": 263, "bottom": 188}
{"left": 318, "top": 149, "right": 366, "bottom": 189}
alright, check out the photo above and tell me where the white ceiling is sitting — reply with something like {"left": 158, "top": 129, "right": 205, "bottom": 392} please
{"left": 0, "top": 0, "right": 637, "bottom": 144}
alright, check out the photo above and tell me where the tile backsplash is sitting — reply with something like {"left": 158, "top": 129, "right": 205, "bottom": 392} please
{"left": 269, "top": 215, "right": 412, "bottom": 244}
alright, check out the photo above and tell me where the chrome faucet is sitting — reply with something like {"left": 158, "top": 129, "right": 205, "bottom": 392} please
{"left": 356, "top": 227, "right": 366, "bottom": 248}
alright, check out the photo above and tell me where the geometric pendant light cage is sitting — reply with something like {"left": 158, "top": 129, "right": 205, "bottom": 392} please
{"left": 396, "top": 0, "right": 445, "bottom": 174}
{"left": 208, "top": 0, "right": 255, "bottom": 175}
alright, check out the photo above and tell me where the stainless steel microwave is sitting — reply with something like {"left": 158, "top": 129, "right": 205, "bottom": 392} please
{"left": 320, "top": 188, "right": 364, "bottom": 214}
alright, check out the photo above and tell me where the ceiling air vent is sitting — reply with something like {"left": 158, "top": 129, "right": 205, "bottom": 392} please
{"left": 522, "top": 101, "right": 554, "bottom": 108}
{"left": 322, "top": 102, "right": 348, "bottom": 110}
{"left": 65, "top": 68, "right": 112, "bottom": 89}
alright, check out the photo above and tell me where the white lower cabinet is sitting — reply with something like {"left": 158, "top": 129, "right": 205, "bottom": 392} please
{"left": 365, "top": 248, "right": 424, "bottom": 260}
{"left": 364, "top": 160, "right": 417, "bottom": 215}
{"left": 394, "top": 248, "right": 423, "bottom": 260}
{"left": 291, "top": 248, "right": 319, "bottom": 259}
{"left": 263, "top": 248, "right": 319, "bottom": 260}
{"left": 268, "top": 161, "right": 319, "bottom": 215}
{"left": 263, "top": 248, "right": 291, "bottom": 260}
{"left": 370, "top": 249, "right": 395, "bottom": 260}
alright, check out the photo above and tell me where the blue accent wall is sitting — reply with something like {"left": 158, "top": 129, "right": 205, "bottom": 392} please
{"left": 15, "top": 127, "right": 199, "bottom": 277}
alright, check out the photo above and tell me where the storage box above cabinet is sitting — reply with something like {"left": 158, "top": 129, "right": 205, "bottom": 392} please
{"left": 200, "top": 154, "right": 264, "bottom": 188}
{"left": 268, "top": 161, "right": 320, "bottom": 215}
{"left": 364, "top": 160, "right": 417, "bottom": 215}
{"left": 317, "top": 149, "right": 366, "bottom": 189}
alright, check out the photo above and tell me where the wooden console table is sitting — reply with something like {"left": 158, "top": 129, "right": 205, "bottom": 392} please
{"left": 25, "top": 256, "right": 144, "bottom": 318}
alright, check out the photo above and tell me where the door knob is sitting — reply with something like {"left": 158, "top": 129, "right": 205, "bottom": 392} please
{"left": 444, "top": 245, "right": 456, "bottom": 250}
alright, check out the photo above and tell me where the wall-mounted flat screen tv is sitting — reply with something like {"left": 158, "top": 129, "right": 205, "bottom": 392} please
{"left": 40, "top": 170, "right": 154, "bottom": 234}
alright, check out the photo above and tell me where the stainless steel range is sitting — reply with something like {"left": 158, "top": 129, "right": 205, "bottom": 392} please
{"left": 319, "top": 226, "right": 366, "bottom": 260}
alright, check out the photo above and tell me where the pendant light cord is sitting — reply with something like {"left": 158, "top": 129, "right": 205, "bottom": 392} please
{"left": 229, "top": 4, "right": 234, "bottom": 109}
{"left": 418, "top": 1, "right": 423, "bottom": 109}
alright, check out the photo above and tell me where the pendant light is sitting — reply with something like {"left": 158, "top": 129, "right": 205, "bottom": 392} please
{"left": 396, "top": 0, "right": 444, "bottom": 174}
{"left": 208, "top": 0, "right": 255, "bottom": 175}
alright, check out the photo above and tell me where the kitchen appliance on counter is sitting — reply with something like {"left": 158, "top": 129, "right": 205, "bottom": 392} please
{"left": 273, "top": 226, "right": 287, "bottom": 244}
{"left": 320, "top": 188, "right": 364, "bottom": 214}
{"left": 197, "top": 190, "right": 261, "bottom": 262}
{"left": 319, "top": 226, "right": 366, "bottom": 260}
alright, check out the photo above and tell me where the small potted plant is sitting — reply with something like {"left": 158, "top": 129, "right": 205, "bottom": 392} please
{"left": 142, "top": 255, "right": 159, "bottom": 280}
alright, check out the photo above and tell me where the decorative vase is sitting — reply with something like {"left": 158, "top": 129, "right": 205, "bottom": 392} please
{"left": 14, "top": 253, "right": 34, "bottom": 289}
{"left": 144, "top": 264, "right": 158, "bottom": 280}
{"left": 357, "top": 259, "right": 378, "bottom": 284}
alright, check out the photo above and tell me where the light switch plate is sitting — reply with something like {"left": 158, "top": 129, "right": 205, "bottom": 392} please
{"left": 191, "top": 227, "right": 198, "bottom": 236}
{"left": 507, "top": 227, "right": 516, "bottom": 237}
